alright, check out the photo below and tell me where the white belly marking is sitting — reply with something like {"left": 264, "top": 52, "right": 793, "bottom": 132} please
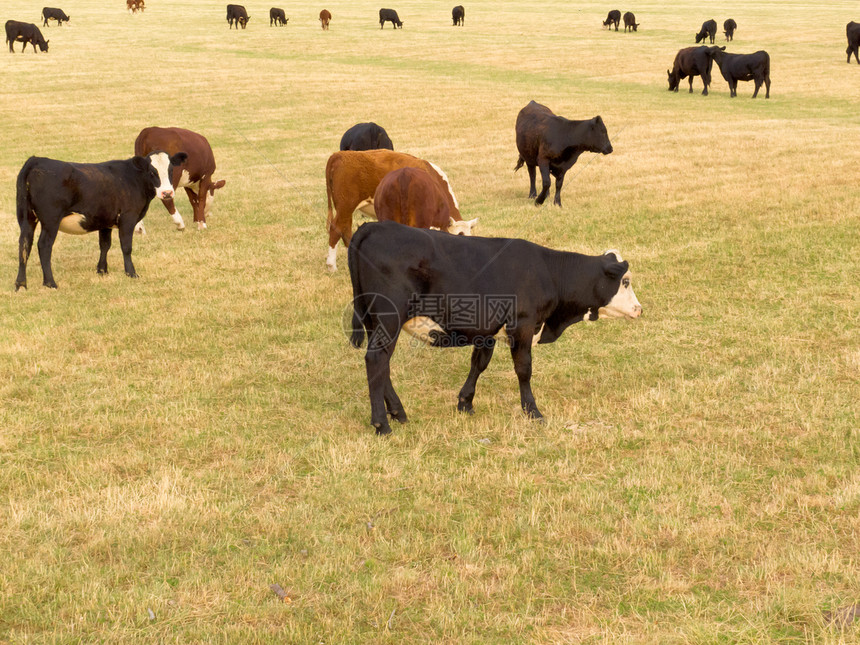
{"left": 58, "top": 214, "right": 89, "bottom": 235}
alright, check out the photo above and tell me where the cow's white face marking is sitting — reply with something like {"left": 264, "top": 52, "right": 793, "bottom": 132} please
{"left": 447, "top": 217, "right": 478, "bottom": 236}
{"left": 326, "top": 245, "right": 338, "bottom": 271}
{"left": 148, "top": 152, "right": 176, "bottom": 201}
{"left": 58, "top": 214, "right": 88, "bottom": 235}
{"left": 598, "top": 271, "right": 642, "bottom": 319}
{"left": 427, "top": 161, "right": 460, "bottom": 211}
{"left": 357, "top": 199, "right": 376, "bottom": 217}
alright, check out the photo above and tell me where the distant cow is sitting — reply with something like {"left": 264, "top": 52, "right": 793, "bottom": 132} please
{"left": 324, "top": 149, "right": 461, "bottom": 270}
{"left": 134, "top": 127, "right": 227, "bottom": 231}
{"left": 623, "top": 12, "right": 639, "bottom": 32}
{"left": 339, "top": 122, "right": 394, "bottom": 151}
{"left": 347, "top": 222, "right": 642, "bottom": 434}
{"left": 696, "top": 18, "right": 717, "bottom": 44}
{"left": 603, "top": 9, "right": 621, "bottom": 31}
{"left": 5, "top": 21, "right": 49, "bottom": 53}
{"left": 379, "top": 8, "right": 402, "bottom": 28}
{"left": 847, "top": 22, "right": 860, "bottom": 64}
{"left": 514, "top": 100, "right": 613, "bottom": 207}
{"left": 41, "top": 8, "right": 69, "bottom": 26}
{"left": 15, "top": 152, "right": 186, "bottom": 290}
{"left": 452, "top": 5, "right": 464, "bottom": 26}
{"left": 667, "top": 46, "right": 718, "bottom": 95}
{"left": 374, "top": 168, "right": 477, "bottom": 235}
{"left": 269, "top": 8, "right": 287, "bottom": 26}
{"left": 127, "top": 0, "right": 145, "bottom": 13}
{"left": 319, "top": 9, "right": 331, "bottom": 29}
{"left": 724, "top": 18, "right": 736, "bottom": 41}
{"left": 710, "top": 48, "right": 770, "bottom": 98}
{"left": 227, "top": 4, "right": 250, "bottom": 28}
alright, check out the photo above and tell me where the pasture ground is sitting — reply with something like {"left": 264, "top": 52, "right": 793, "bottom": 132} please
{"left": 1, "top": 0, "right": 858, "bottom": 642}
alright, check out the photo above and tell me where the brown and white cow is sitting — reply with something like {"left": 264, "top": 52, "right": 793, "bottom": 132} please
{"left": 127, "top": 0, "right": 144, "bottom": 13}
{"left": 374, "top": 167, "right": 477, "bottom": 235}
{"left": 325, "top": 149, "right": 461, "bottom": 270}
{"left": 134, "top": 127, "right": 226, "bottom": 232}
{"left": 319, "top": 9, "right": 331, "bottom": 30}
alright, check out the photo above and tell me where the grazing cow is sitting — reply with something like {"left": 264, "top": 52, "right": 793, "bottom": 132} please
{"left": 623, "top": 11, "right": 639, "bottom": 32}
{"left": 339, "top": 122, "right": 394, "bottom": 151}
{"left": 452, "top": 5, "right": 464, "bottom": 26}
{"left": 347, "top": 221, "right": 642, "bottom": 434}
{"left": 269, "top": 8, "right": 287, "bottom": 26}
{"left": 41, "top": 8, "right": 70, "bottom": 26}
{"left": 667, "top": 46, "right": 719, "bottom": 95}
{"left": 319, "top": 9, "right": 331, "bottom": 29}
{"left": 379, "top": 8, "right": 402, "bottom": 28}
{"left": 724, "top": 18, "right": 736, "bottom": 41}
{"left": 514, "top": 100, "right": 613, "bottom": 207}
{"left": 134, "top": 127, "right": 227, "bottom": 231}
{"left": 847, "top": 21, "right": 860, "bottom": 64}
{"left": 603, "top": 9, "right": 621, "bottom": 31}
{"left": 374, "top": 168, "right": 477, "bottom": 235}
{"left": 15, "top": 152, "right": 187, "bottom": 290}
{"left": 5, "top": 20, "right": 49, "bottom": 53}
{"left": 710, "top": 48, "right": 770, "bottom": 98}
{"left": 127, "top": 0, "right": 145, "bottom": 13}
{"left": 227, "top": 4, "right": 250, "bottom": 29}
{"left": 324, "top": 149, "right": 461, "bottom": 270}
{"left": 695, "top": 18, "right": 717, "bottom": 44}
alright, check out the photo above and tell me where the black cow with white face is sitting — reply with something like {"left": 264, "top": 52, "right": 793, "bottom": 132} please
{"left": 339, "top": 122, "right": 394, "bottom": 151}
{"left": 348, "top": 221, "right": 642, "bottom": 435}
{"left": 379, "top": 8, "right": 402, "bottom": 28}
{"left": 15, "top": 152, "right": 187, "bottom": 290}
{"left": 41, "top": 8, "right": 70, "bottom": 26}
{"left": 514, "top": 100, "right": 613, "bottom": 206}
{"left": 5, "top": 20, "right": 49, "bottom": 52}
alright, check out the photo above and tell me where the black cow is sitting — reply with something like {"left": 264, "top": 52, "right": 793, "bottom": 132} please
{"left": 269, "top": 7, "right": 287, "bottom": 26}
{"left": 5, "top": 20, "right": 49, "bottom": 53}
{"left": 226, "top": 4, "right": 250, "bottom": 29}
{"left": 623, "top": 11, "right": 639, "bottom": 32}
{"left": 667, "top": 46, "right": 719, "bottom": 95}
{"left": 41, "top": 7, "right": 70, "bottom": 26}
{"left": 339, "top": 122, "right": 394, "bottom": 151}
{"left": 711, "top": 48, "right": 770, "bottom": 98}
{"left": 603, "top": 9, "right": 621, "bottom": 31}
{"left": 14, "top": 152, "right": 187, "bottom": 290}
{"left": 724, "top": 18, "right": 736, "bottom": 41}
{"left": 347, "top": 221, "right": 642, "bottom": 435}
{"left": 695, "top": 18, "right": 717, "bottom": 44}
{"left": 379, "top": 8, "right": 402, "bottom": 29}
{"left": 452, "top": 5, "right": 464, "bottom": 26}
{"left": 847, "top": 22, "right": 860, "bottom": 64}
{"left": 514, "top": 100, "right": 613, "bottom": 207}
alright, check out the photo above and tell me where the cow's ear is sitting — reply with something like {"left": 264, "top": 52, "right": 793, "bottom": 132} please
{"left": 603, "top": 260, "right": 629, "bottom": 281}
{"left": 720, "top": 46, "right": 726, "bottom": 51}
{"left": 132, "top": 155, "right": 150, "bottom": 170}
{"left": 593, "top": 116, "right": 604, "bottom": 127}
{"left": 212, "top": 179, "right": 226, "bottom": 191}
{"left": 170, "top": 152, "right": 188, "bottom": 166}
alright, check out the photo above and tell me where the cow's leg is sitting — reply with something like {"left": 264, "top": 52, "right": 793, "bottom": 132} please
{"left": 509, "top": 331, "right": 542, "bottom": 420}
{"left": 117, "top": 217, "right": 138, "bottom": 278}
{"left": 457, "top": 343, "right": 496, "bottom": 414}
{"left": 185, "top": 187, "right": 206, "bottom": 230}
{"left": 764, "top": 76, "right": 771, "bottom": 98}
{"left": 552, "top": 170, "right": 566, "bottom": 207}
{"left": 97, "top": 228, "right": 112, "bottom": 274}
{"left": 326, "top": 206, "right": 353, "bottom": 271}
{"left": 535, "top": 162, "right": 551, "bottom": 205}
{"left": 701, "top": 74, "right": 709, "bottom": 96}
{"left": 752, "top": 79, "right": 760, "bottom": 98}
{"left": 854, "top": 47, "right": 860, "bottom": 64}
{"left": 526, "top": 163, "right": 537, "bottom": 199}
{"left": 35, "top": 223, "right": 60, "bottom": 288}
{"left": 15, "top": 211, "right": 37, "bottom": 291}
{"left": 384, "top": 379, "right": 407, "bottom": 424}
{"left": 688, "top": 76, "right": 694, "bottom": 93}
{"left": 158, "top": 195, "right": 184, "bottom": 230}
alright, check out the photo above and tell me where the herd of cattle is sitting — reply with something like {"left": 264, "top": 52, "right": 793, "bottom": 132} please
{"left": 6, "top": 7, "right": 854, "bottom": 432}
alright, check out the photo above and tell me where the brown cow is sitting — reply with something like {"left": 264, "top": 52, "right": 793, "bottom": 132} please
{"left": 319, "top": 9, "right": 331, "bottom": 30}
{"left": 325, "top": 149, "right": 461, "bottom": 270}
{"left": 374, "top": 168, "right": 477, "bottom": 235}
{"left": 127, "top": 0, "right": 144, "bottom": 13}
{"left": 134, "top": 127, "right": 226, "bottom": 232}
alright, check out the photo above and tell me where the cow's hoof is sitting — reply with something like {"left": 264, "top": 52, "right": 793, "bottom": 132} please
{"left": 457, "top": 399, "right": 475, "bottom": 414}
{"left": 326, "top": 263, "right": 337, "bottom": 273}
{"left": 43, "top": 281, "right": 57, "bottom": 289}
{"left": 197, "top": 222, "right": 207, "bottom": 231}
{"left": 97, "top": 268, "right": 107, "bottom": 275}
{"left": 389, "top": 409, "right": 408, "bottom": 424}
{"left": 14, "top": 282, "right": 26, "bottom": 291}
{"left": 125, "top": 272, "right": 139, "bottom": 279}
{"left": 374, "top": 423, "right": 393, "bottom": 436}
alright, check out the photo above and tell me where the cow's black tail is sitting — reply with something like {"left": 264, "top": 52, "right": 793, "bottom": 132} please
{"left": 514, "top": 156, "right": 524, "bottom": 172}
{"left": 347, "top": 224, "right": 371, "bottom": 348}
{"left": 16, "top": 157, "right": 37, "bottom": 231}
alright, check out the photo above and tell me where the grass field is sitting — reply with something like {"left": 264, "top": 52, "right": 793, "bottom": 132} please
{"left": 1, "top": 0, "right": 858, "bottom": 641}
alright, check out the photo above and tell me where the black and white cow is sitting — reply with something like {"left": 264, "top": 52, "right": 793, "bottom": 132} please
{"left": 710, "top": 48, "right": 771, "bottom": 98}
{"left": 15, "top": 152, "right": 186, "bottom": 290}
{"left": 5, "top": 20, "right": 49, "bottom": 52}
{"left": 41, "top": 8, "right": 70, "bottom": 26}
{"left": 226, "top": 4, "right": 250, "bottom": 29}
{"left": 379, "top": 8, "right": 402, "bottom": 28}
{"left": 339, "top": 122, "right": 394, "bottom": 151}
{"left": 348, "top": 221, "right": 642, "bottom": 435}
{"left": 514, "top": 100, "right": 613, "bottom": 206}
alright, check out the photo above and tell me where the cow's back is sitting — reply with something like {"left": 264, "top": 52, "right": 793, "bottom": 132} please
{"left": 374, "top": 167, "right": 450, "bottom": 230}
{"left": 516, "top": 101, "right": 555, "bottom": 158}
{"left": 135, "top": 127, "right": 215, "bottom": 172}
